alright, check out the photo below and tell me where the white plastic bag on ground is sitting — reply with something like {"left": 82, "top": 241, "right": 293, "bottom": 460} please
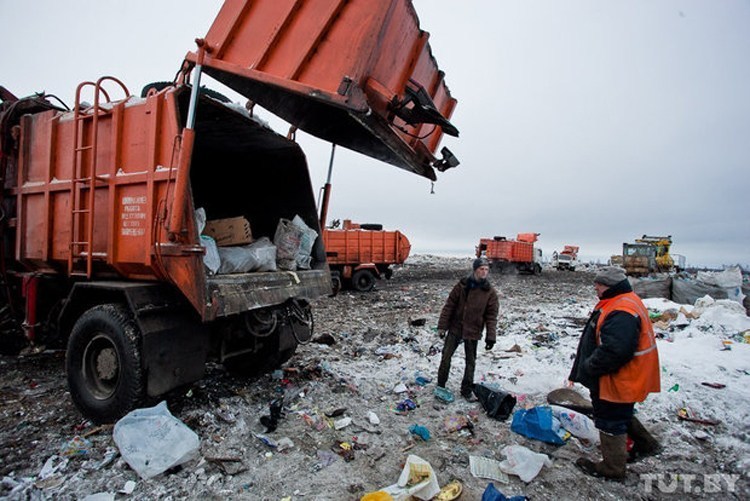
{"left": 112, "top": 401, "right": 200, "bottom": 480}
{"left": 499, "top": 444, "right": 552, "bottom": 483}
{"left": 381, "top": 454, "right": 440, "bottom": 500}
{"left": 550, "top": 405, "right": 599, "bottom": 444}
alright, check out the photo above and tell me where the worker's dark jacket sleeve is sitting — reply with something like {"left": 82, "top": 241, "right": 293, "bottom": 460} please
{"left": 569, "top": 281, "right": 640, "bottom": 390}
{"left": 438, "top": 277, "right": 499, "bottom": 341}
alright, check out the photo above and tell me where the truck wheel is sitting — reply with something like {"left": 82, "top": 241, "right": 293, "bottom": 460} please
{"left": 352, "top": 269, "right": 376, "bottom": 292}
{"left": 534, "top": 263, "right": 542, "bottom": 275}
{"left": 66, "top": 304, "right": 144, "bottom": 423}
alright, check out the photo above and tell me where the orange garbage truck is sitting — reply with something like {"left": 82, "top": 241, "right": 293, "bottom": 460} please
{"left": 323, "top": 220, "right": 411, "bottom": 292}
{"left": 476, "top": 233, "right": 543, "bottom": 275}
{"left": 0, "top": 0, "right": 457, "bottom": 422}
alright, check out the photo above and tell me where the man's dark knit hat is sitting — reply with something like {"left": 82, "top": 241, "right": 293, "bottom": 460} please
{"left": 594, "top": 266, "right": 627, "bottom": 286}
{"left": 473, "top": 257, "right": 490, "bottom": 270}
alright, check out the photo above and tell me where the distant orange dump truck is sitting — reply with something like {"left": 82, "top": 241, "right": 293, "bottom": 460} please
{"left": 476, "top": 233, "right": 542, "bottom": 275}
{"left": 323, "top": 220, "right": 411, "bottom": 292}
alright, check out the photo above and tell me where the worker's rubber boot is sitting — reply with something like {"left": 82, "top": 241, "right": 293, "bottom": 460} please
{"left": 576, "top": 432, "right": 628, "bottom": 480}
{"left": 627, "top": 416, "right": 662, "bottom": 463}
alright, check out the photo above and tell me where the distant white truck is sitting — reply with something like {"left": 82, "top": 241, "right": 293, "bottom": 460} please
{"left": 552, "top": 245, "right": 579, "bottom": 271}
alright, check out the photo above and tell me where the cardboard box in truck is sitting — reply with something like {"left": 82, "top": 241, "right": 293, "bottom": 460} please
{"left": 203, "top": 217, "right": 252, "bottom": 246}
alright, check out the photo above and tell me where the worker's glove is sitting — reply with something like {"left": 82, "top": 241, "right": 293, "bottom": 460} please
{"left": 437, "top": 329, "right": 447, "bottom": 339}
{"left": 485, "top": 341, "right": 495, "bottom": 351}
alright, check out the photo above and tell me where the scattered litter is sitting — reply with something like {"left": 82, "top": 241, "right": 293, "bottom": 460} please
{"left": 112, "top": 401, "right": 200, "bottom": 480}
{"left": 482, "top": 482, "right": 528, "bottom": 501}
{"left": 379, "top": 454, "right": 440, "bottom": 500}
{"left": 38, "top": 455, "right": 68, "bottom": 480}
{"left": 393, "top": 383, "right": 408, "bottom": 394}
{"left": 325, "top": 407, "right": 347, "bottom": 418}
{"left": 499, "top": 444, "right": 552, "bottom": 483}
{"left": 334, "top": 417, "right": 352, "bottom": 430}
{"left": 549, "top": 405, "right": 599, "bottom": 444}
{"left": 59, "top": 435, "right": 92, "bottom": 457}
{"left": 119, "top": 480, "right": 136, "bottom": 495}
{"left": 368, "top": 411, "right": 381, "bottom": 425}
{"left": 701, "top": 382, "right": 726, "bottom": 389}
{"left": 276, "top": 437, "right": 295, "bottom": 451}
{"left": 474, "top": 383, "right": 516, "bottom": 420}
{"left": 434, "top": 387, "right": 454, "bottom": 403}
{"left": 253, "top": 433, "right": 278, "bottom": 448}
{"left": 361, "top": 491, "right": 394, "bottom": 501}
{"left": 96, "top": 447, "right": 119, "bottom": 470}
{"left": 667, "top": 384, "right": 680, "bottom": 392}
{"left": 435, "top": 479, "right": 463, "bottom": 501}
{"left": 677, "top": 407, "right": 721, "bottom": 426}
{"left": 260, "top": 398, "right": 284, "bottom": 432}
{"left": 469, "top": 455, "right": 510, "bottom": 484}
{"left": 408, "top": 424, "right": 430, "bottom": 441}
{"left": 442, "top": 415, "right": 472, "bottom": 434}
{"left": 396, "top": 399, "right": 417, "bottom": 413}
{"left": 315, "top": 449, "right": 338, "bottom": 468}
{"left": 511, "top": 406, "right": 569, "bottom": 444}
{"left": 81, "top": 493, "right": 115, "bottom": 501}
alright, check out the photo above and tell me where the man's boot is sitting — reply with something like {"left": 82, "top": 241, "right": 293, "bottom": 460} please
{"left": 627, "top": 416, "right": 662, "bottom": 462}
{"left": 576, "top": 432, "right": 628, "bottom": 480}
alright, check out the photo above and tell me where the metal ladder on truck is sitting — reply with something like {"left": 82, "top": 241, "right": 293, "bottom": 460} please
{"left": 68, "top": 77, "right": 129, "bottom": 278}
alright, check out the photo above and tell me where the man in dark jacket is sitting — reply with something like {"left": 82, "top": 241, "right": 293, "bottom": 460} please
{"left": 569, "top": 266, "right": 661, "bottom": 479}
{"left": 436, "top": 257, "right": 499, "bottom": 400}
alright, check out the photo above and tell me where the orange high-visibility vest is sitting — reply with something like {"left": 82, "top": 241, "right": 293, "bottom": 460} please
{"left": 595, "top": 292, "right": 661, "bottom": 403}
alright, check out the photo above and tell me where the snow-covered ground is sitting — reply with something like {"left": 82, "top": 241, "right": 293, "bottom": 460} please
{"left": 1, "top": 256, "right": 748, "bottom": 500}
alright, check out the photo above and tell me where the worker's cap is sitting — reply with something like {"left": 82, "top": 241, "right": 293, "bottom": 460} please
{"left": 594, "top": 266, "right": 627, "bottom": 287}
{"left": 473, "top": 257, "right": 490, "bottom": 270}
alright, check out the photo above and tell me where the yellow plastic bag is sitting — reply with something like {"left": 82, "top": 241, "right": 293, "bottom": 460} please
{"left": 361, "top": 491, "right": 394, "bottom": 501}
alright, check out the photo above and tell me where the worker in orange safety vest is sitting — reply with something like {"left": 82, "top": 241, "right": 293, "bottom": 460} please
{"left": 568, "top": 266, "right": 661, "bottom": 479}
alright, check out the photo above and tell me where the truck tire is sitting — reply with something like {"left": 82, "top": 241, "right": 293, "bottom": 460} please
{"left": 66, "top": 304, "right": 144, "bottom": 423}
{"left": 352, "top": 269, "right": 376, "bottom": 292}
{"left": 534, "top": 263, "right": 542, "bottom": 275}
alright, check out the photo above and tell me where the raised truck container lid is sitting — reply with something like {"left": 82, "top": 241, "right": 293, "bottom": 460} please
{"left": 186, "top": 0, "right": 458, "bottom": 180}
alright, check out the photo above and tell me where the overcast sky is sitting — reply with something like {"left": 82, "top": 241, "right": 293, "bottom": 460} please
{"left": 2, "top": 1, "right": 748, "bottom": 267}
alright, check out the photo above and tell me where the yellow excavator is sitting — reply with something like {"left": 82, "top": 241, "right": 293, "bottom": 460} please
{"left": 622, "top": 235, "right": 674, "bottom": 276}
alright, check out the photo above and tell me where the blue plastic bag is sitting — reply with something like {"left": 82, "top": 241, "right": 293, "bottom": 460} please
{"left": 510, "top": 406, "right": 568, "bottom": 445}
{"left": 482, "top": 483, "right": 527, "bottom": 501}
